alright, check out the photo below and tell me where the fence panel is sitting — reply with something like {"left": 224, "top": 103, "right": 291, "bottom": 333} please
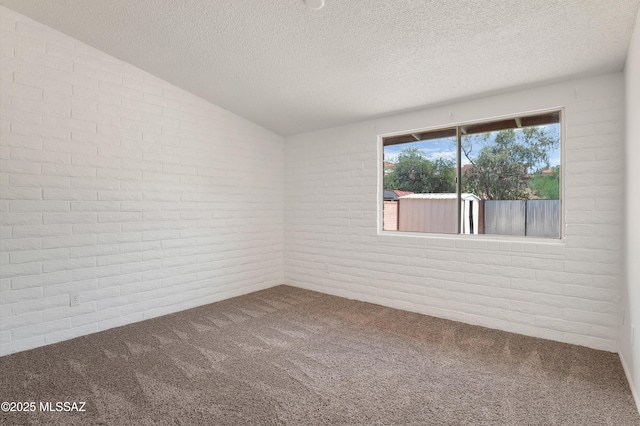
{"left": 484, "top": 200, "right": 526, "bottom": 236}
{"left": 526, "top": 200, "right": 560, "bottom": 238}
{"left": 484, "top": 200, "right": 559, "bottom": 237}
{"left": 389, "top": 198, "right": 559, "bottom": 237}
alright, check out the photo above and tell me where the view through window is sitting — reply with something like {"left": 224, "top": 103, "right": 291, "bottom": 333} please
{"left": 382, "top": 111, "right": 561, "bottom": 238}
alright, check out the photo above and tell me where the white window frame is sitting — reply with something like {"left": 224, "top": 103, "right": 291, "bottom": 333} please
{"left": 377, "top": 108, "right": 565, "bottom": 241}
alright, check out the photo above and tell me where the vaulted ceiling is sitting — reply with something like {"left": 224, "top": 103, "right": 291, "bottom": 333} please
{"left": 1, "top": 0, "right": 638, "bottom": 136}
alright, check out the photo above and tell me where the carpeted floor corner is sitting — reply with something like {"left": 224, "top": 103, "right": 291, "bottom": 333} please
{"left": 1, "top": 285, "right": 638, "bottom": 425}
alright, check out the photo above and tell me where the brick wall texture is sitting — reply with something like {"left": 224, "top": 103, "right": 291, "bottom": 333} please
{"left": 284, "top": 74, "right": 625, "bottom": 352}
{"left": 0, "top": 6, "right": 284, "bottom": 356}
{"left": 0, "top": 5, "right": 627, "bottom": 355}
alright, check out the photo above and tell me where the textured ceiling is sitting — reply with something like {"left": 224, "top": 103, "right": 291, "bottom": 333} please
{"left": 1, "top": 0, "right": 639, "bottom": 136}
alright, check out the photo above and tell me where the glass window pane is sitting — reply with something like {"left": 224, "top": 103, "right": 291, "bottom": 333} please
{"left": 383, "top": 134, "right": 458, "bottom": 233}
{"left": 381, "top": 112, "right": 561, "bottom": 238}
{"left": 461, "top": 123, "right": 560, "bottom": 238}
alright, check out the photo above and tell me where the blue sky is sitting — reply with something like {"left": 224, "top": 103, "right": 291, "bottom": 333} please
{"left": 384, "top": 137, "right": 458, "bottom": 163}
{"left": 384, "top": 124, "right": 561, "bottom": 170}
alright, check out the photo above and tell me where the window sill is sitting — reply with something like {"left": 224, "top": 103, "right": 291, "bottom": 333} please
{"left": 377, "top": 229, "right": 566, "bottom": 245}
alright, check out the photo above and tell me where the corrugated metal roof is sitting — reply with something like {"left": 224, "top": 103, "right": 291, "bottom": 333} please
{"left": 399, "top": 193, "right": 480, "bottom": 201}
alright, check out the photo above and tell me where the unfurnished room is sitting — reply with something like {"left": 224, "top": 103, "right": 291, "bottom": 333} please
{"left": 1, "top": 0, "right": 640, "bottom": 424}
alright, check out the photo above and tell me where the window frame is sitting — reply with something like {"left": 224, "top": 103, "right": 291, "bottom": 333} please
{"left": 378, "top": 108, "right": 565, "bottom": 241}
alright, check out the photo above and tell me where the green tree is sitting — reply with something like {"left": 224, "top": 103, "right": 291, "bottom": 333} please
{"left": 384, "top": 147, "right": 456, "bottom": 193}
{"left": 461, "top": 127, "right": 558, "bottom": 200}
{"left": 528, "top": 166, "right": 560, "bottom": 199}
{"left": 431, "top": 157, "right": 457, "bottom": 193}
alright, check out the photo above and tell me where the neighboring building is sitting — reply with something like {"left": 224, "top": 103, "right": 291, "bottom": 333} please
{"left": 383, "top": 189, "right": 413, "bottom": 201}
{"left": 383, "top": 190, "right": 413, "bottom": 230}
{"left": 383, "top": 161, "right": 396, "bottom": 175}
{"left": 461, "top": 164, "right": 474, "bottom": 175}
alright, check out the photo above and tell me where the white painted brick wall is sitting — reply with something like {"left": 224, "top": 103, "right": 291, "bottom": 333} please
{"left": 0, "top": 4, "right": 628, "bottom": 358}
{"left": 620, "top": 8, "right": 640, "bottom": 407}
{"left": 284, "top": 73, "right": 625, "bottom": 352}
{"left": 0, "top": 6, "right": 284, "bottom": 356}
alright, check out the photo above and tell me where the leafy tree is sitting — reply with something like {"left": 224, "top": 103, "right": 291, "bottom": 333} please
{"left": 528, "top": 166, "right": 560, "bottom": 199}
{"left": 461, "top": 127, "right": 558, "bottom": 200}
{"left": 430, "top": 156, "right": 457, "bottom": 193}
{"left": 384, "top": 147, "right": 456, "bottom": 193}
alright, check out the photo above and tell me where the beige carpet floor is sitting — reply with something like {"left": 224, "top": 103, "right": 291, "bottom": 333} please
{"left": 0, "top": 285, "right": 638, "bottom": 425}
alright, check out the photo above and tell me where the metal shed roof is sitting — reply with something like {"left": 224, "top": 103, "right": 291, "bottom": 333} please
{"left": 399, "top": 193, "right": 480, "bottom": 201}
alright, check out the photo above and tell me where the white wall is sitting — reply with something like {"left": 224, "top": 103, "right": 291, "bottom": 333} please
{"left": 0, "top": 3, "right": 632, "bottom": 360}
{"left": 621, "top": 7, "right": 640, "bottom": 409}
{"left": 0, "top": 6, "right": 284, "bottom": 356}
{"left": 285, "top": 73, "right": 625, "bottom": 352}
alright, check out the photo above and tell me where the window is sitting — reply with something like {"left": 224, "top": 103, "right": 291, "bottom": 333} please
{"left": 382, "top": 111, "right": 561, "bottom": 238}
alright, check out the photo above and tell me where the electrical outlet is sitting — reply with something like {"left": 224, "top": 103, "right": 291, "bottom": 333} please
{"left": 70, "top": 294, "right": 79, "bottom": 307}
